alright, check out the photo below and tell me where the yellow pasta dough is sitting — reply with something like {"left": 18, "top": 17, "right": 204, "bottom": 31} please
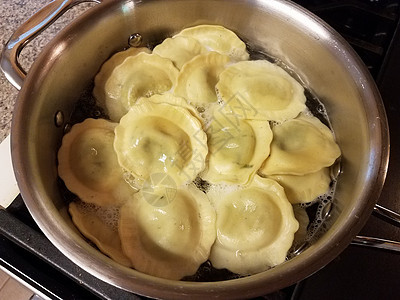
{"left": 58, "top": 23, "right": 343, "bottom": 281}
{"left": 57, "top": 118, "right": 136, "bottom": 206}
{"left": 268, "top": 168, "right": 331, "bottom": 204}
{"left": 153, "top": 36, "right": 207, "bottom": 69}
{"left": 135, "top": 93, "right": 203, "bottom": 125}
{"left": 93, "top": 47, "right": 151, "bottom": 114}
{"left": 119, "top": 184, "right": 216, "bottom": 279}
{"left": 175, "top": 24, "right": 249, "bottom": 61}
{"left": 216, "top": 60, "right": 306, "bottom": 122}
{"left": 69, "top": 201, "right": 132, "bottom": 267}
{"left": 114, "top": 102, "right": 207, "bottom": 187}
{"left": 202, "top": 110, "right": 273, "bottom": 184}
{"left": 259, "top": 114, "right": 341, "bottom": 175}
{"left": 174, "top": 52, "right": 230, "bottom": 106}
{"left": 208, "top": 176, "right": 299, "bottom": 275}
{"left": 104, "top": 53, "right": 179, "bottom": 121}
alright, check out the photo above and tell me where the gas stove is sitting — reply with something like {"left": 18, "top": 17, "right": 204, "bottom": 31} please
{"left": 0, "top": 0, "right": 400, "bottom": 299}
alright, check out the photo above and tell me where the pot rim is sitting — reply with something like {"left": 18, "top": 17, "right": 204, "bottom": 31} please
{"left": 10, "top": 0, "right": 390, "bottom": 298}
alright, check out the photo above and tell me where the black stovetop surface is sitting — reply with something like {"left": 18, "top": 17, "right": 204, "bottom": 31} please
{"left": 1, "top": 1, "right": 400, "bottom": 299}
{"left": 291, "top": 1, "right": 400, "bottom": 299}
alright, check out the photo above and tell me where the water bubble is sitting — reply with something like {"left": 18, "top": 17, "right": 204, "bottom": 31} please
{"left": 63, "top": 123, "right": 72, "bottom": 133}
{"left": 54, "top": 111, "right": 64, "bottom": 127}
{"left": 330, "top": 161, "right": 342, "bottom": 180}
{"left": 128, "top": 33, "right": 142, "bottom": 47}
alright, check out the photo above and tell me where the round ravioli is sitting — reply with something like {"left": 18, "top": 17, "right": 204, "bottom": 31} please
{"left": 202, "top": 110, "right": 273, "bottom": 184}
{"left": 119, "top": 184, "right": 216, "bottom": 279}
{"left": 174, "top": 52, "right": 230, "bottom": 106}
{"left": 58, "top": 118, "right": 136, "bottom": 206}
{"left": 259, "top": 114, "right": 341, "bottom": 176}
{"left": 207, "top": 176, "right": 299, "bottom": 275}
{"left": 216, "top": 60, "right": 306, "bottom": 122}
{"left": 135, "top": 93, "right": 202, "bottom": 125}
{"left": 114, "top": 102, "right": 208, "bottom": 187}
{"left": 69, "top": 201, "right": 132, "bottom": 267}
{"left": 175, "top": 24, "right": 249, "bottom": 61}
{"left": 104, "top": 52, "right": 179, "bottom": 121}
{"left": 93, "top": 47, "right": 151, "bottom": 112}
{"left": 268, "top": 168, "right": 331, "bottom": 204}
{"left": 153, "top": 36, "right": 207, "bottom": 69}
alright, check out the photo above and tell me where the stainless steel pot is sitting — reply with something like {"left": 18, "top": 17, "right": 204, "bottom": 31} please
{"left": 0, "top": 0, "right": 391, "bottom": 298}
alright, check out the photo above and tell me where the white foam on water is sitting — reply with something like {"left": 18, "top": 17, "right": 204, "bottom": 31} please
{"left": 75, "top": 201, "right": 120, "bottom": 232}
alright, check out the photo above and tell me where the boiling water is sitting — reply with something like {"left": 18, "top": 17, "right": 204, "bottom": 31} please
{"left": 61, "top": 45, "right": 341, "bottom": 282}
{"left": 74, "top": 201, "right": 120, "bottom": 232}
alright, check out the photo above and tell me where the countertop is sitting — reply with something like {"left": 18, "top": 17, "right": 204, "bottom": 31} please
{"left": 0, "top": 0, "right": 96, "bottom": 143}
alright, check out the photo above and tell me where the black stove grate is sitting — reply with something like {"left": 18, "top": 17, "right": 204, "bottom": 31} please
{"left": 294, "top": 0, "right": 400, "bottom": 78}
{"left": 1, "top": 1, "right": 400, "bottom": 299}
{"left": 0, "top": 196, "right": 142, "bottom": 300}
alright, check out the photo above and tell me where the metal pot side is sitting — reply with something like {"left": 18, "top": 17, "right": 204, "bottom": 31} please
{"left": 10, "top": 0, "right": 389, "bottom": 299}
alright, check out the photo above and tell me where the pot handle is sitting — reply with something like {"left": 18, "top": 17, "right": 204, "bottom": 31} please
{"left": 352, "top": 204, "right": 400, "bottom": 252}
{"left": 0, "top": 0, "right": 102, "bottom": 90}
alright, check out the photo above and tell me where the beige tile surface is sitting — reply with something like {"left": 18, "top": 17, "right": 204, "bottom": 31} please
{"left": 0, "top": 0, "right": 96, "bottom": 143}
{"left": 0, "top": 269, "right": 9, "bottom": 288}
{"left": 0, "top": 269, "right": 34, "bottom": 300}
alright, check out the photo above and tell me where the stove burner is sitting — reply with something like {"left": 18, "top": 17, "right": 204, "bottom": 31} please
{"left": 295, "top": 0, "right": 400, "bottom": 77}
{"left": 1, "top": 1, "right": 400, "bottom": 299}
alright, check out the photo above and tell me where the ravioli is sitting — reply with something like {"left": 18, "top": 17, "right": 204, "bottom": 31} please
{"left": 57, "top": 118, "right": 135, "bottom": 206}
{"left": 119, "top": 184, "right": 216, "bottom": 279}
{"left": 207, "top": 176, "right": 299, "bottom": 275}
{"left": 114, "top": 102, "right": 208, "bottom": 187}
{"left": 135, "top": 93, "right": 202, "bottom": 125}
{"left": 153, "top": 36, "right": 207, "bottom": 69}
{"left": 104, "top": 52, "right": 179, "bottom": 121}
{"left": 259, "top": 114, "right": 341, "bottom": 175}
{"left": 216, "top": 60, "right": 306, "bottom": 122}
{"left": 175, "top": 24, "right": 249, "bottom": 61}
{"left": 202, "top": 110, "right": 273, "bottom": 184}
{"left": 268, "top": 168, "right": 331, "bottom": 204}
{"left": 69, "top": 201, "right": 132, "bottom": 267}
{"left": 174, "top": 52, "right": 230, "bottom": 106}
{"left": 93, "top": 47, "right": 151, "bottom": 113}
{"left": 59, "top": 24, "right": 343, "bottom": 280}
